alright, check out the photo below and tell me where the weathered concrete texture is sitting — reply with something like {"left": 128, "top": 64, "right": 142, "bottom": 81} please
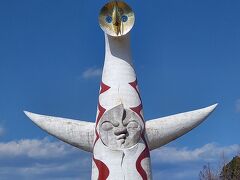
{"left": 145, "top": 104, "right": 217, "bottom": 151}
{"left": 98, "top": 104, "right": 142, "bottom": 150}
{"left": 24, "top": 111, "right": 95, "bottom": 152}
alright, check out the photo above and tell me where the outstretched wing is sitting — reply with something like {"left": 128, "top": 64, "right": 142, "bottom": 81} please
{"left": 145, "top": 104, "right": 217, "bottom": 151}
{"left": 24, "top": 111, "right": 95, "bottom": 153}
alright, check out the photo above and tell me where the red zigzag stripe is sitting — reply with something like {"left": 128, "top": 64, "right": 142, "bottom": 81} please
{"left": 136, "top": 135, "right": 150, "bottom": 180}
{"left": 93, "top": 157, "right": 110, "bottom": 180}
{"left": 130, "top": 79, "right": 150, "bottom": 179}
{"left": 93, "top": 82, "right": 111, "bottom": 180}
{"left": 96, "top": 82, "right": 110, "bottom": 126}
{"left": 129, "top": 79, "right": 144, "bottom": 123}
{"left": 130, "top": 104, "right": 144, "bottom": 122}
{"left": 129, "top": 79, "right": 142, "bottom": 103}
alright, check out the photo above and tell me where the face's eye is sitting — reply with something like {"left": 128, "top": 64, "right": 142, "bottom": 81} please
{"left": 121, "top": 15, "right": 128, "bottom": 22}
{"left": 105, "top": 16, "right": 112, "bottom": 23}
{"left": 101, "top": 121, "right": 113, "bottom": 131}
{"left": 127, "top": 121, "right": 139, "bottom": 129}
{"left": 99, "top": 1, "right": 135, "bottom": 36}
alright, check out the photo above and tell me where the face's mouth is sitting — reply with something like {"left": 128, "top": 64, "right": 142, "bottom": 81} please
{"left": 114, "top": 126, "right": 128, "bottom": 145}
{"left": 116, "top": 133, "right": 127, "bottom": 145}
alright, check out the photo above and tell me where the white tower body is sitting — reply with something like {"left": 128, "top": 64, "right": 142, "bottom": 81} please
{"left": 92, "top": 34, "right": 151, "bottom": 180}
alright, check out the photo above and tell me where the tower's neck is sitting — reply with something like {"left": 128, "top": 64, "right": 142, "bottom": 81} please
{"left": 104, "top": 33, "right": 132, "bottom": 65}
{"left": 100, "top": 33, "right": 138, "bottom": 110}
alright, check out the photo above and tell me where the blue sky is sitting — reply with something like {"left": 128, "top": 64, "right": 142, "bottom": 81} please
{"left": 0, "top": 0, "right": 240, "bottom": 179}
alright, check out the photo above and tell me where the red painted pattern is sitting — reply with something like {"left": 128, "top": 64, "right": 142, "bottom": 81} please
{"left": 93, "top": 156, "right": 110, "bottom": 180}
{"left": 93, "top": 81, "right": 111, "bottom": 180}
{"left": 136, "top": 135, "right": 150, "bottom": 180}
{"left": 93, "top": 129, "right": 100, "bottom": 146}
{"left": 96, "top": 102, "right": 106, "bottom": 126}
{"left": 129, "top": 79, "right": 142, "bottom": 103}
{"left": 96, "top": 82, "right": 110, "bottom": 126}
{"left": 100, "top": 82, "right": 110, "bottom": 94}
{"left": 129, "top": 79, "right": 144, "bottom": 122}
{"left": 130, "top": 79, "right": 150, "bottom": 179}
{"left": 130, "top": 104, "right": 144, "bottom": 122}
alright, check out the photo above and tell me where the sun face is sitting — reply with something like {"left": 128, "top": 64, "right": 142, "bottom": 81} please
{"left": 98, "top": 104, "right": 143, "bottom": 150}
{"left": 99, "top": 1, "right": 135, "bottom": 37}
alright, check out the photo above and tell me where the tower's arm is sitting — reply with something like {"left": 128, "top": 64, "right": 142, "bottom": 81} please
{"left": 24, "top": 111, "right": 95, "bottom": 153}
{"left": 145, "top": 104, "right": 217, "bottom": 151}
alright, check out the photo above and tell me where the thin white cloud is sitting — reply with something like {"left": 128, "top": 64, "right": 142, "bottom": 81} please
{"left": 151, "top": 143, "right": 240, "bottom": 164}
{"left": 0, "top": 138, "right": 76, "bottom": 158}
{"left": 82, "top": 67, "right": 102, "bottom": 79}
{"left": 151, "top": 143, "right": 240, "bottom": 179}
{"left": 0, "top": 138, "right": 91, "bottom": 180}
{"left": 235, "top": 99, "right": 240, "bottom": 112}
{"left": 0, "top": 138, "right": 239, "bottom": 180}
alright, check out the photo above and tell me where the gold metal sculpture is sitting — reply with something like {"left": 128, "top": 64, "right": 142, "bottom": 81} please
{"left": 99, "top": 1, "right": 135, "bottom": 37}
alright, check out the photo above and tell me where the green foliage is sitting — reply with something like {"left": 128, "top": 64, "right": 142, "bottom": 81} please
{"left": 220, "top": 156, "right": 240, "bottom": 180}
{"left": 199, "top": 156, "right": 240, "bottom": 180}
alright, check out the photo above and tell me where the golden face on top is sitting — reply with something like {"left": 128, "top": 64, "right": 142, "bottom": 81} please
{"left": 99, "top": 1, "right": 135, "bottom": 37}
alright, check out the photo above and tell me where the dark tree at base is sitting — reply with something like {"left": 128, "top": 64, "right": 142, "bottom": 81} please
{"left": 220, "top": 156, "right": 240, "bottom": 180}
{"left": 199, "top": 156, "right": 240, "bottom": 180}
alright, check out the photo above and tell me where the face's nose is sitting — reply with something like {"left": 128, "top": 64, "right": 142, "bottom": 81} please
{"left": 112, "top": 2, "right": 122, "bottom": 35}
{"left": 114, "top": 125, "right": 127, "bottom": 136}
